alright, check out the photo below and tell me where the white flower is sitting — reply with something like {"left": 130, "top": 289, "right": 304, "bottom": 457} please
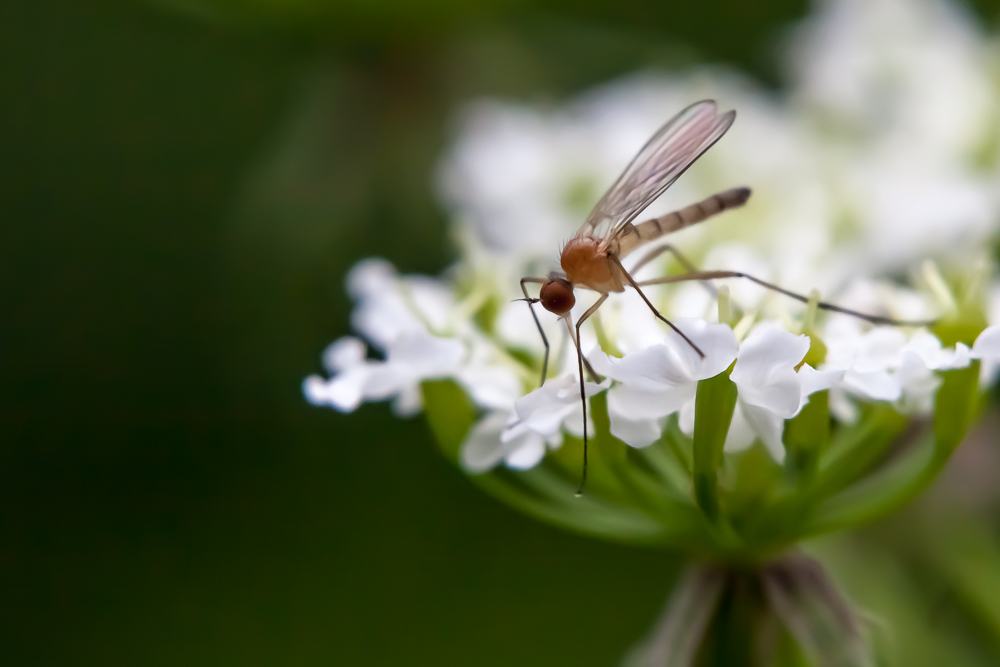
{"left": 792, "top": 0, "right": 995, "bottom": 160}
{"left": 347, "top": 259, "right": 455, "bottom": 350}
{"left": 726, "top": 326, "right": 809, "bottom": 460}
{"left": 821, "top": 320, "right": 975, "bottom": 420}
{"left": 721, "top": 325, "right": 842, "bottom": 461}
{"left": 460, "top": 374, "right": 609, "bottom": 472}
{"left": 461, "top": 411, "right": 550, "bottom": 472}
{"left": 790, "top": 0, "right": 999, "bottom": 271}
{"left": 591, "top": 319, "right": 738, "bottom": 448}
{"left": 303, "top": 337, "right": 373, "bottom": 412}
{"left": 304, "top": 331, "right": 464, "bottom": 416}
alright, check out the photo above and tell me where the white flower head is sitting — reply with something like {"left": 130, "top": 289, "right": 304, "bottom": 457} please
{"left": 819, "top": 319, "right": 976, "bottom": 419}
{"left": 308, "top": 0, "right": 1000, "bottom": 486}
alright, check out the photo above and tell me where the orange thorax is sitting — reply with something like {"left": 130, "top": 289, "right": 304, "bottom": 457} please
{"left": 560, "top": 237, "right": 625, "bottom": 293}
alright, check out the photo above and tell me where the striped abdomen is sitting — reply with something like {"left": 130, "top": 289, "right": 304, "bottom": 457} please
{"left": 617, "top": 187, "right": 751, "bottom": 259}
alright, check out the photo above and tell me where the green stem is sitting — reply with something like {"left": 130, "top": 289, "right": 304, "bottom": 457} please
{"left": 692, "top": 368, "right": 738, "bottom": 524}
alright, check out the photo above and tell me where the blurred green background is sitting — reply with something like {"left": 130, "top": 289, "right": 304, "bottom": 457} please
{"left": 3, "top": 1, "right": 1000, "bottom": 665}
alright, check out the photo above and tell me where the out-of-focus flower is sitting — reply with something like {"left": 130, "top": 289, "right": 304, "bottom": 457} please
{"left": 790, "top": 0, "right": 1000, "bottom": 272}
{"left": 821, "top": 321, "right": 976, "bottom": 420}
{"left": 304, "top": 331, "right": 464, "bottom": 416}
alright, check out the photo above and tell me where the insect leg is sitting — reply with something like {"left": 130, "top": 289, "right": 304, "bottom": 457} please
{"left": 630, "top": 244, "right": 686, "bottom": 275}
{"left": 635, "top": 271, "right": 937, "bottom": 327}
{"left": 520, "top": 277, "right": 550, "bottom": 387}
{"left": 628, "top": 244, "right": 717, "bottom": 298}
{"left": 562, "top": 316, "right": 602, "bottom": 384}
{"left": 568, "top": 293, "right": 609, "bottom": 496}
{"left": 611, "top": 256, "right": 706, "bottom": 358}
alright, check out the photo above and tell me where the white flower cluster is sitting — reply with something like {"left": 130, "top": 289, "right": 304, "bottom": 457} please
{"left": 306, "top": 0, "right": 1000, "bottom": 473}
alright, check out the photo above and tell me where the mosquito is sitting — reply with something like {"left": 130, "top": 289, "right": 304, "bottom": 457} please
{"left": 518, "top": 99, "right": 932, "bottom": 495}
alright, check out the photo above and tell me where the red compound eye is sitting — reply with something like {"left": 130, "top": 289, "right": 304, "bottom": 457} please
{"left": 539, "top": 279, "right": 575, "bottom": 315}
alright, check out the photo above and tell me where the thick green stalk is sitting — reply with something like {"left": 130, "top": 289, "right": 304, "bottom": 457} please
{"left": 692, "top": 368, "right": 738, "bottom": 523}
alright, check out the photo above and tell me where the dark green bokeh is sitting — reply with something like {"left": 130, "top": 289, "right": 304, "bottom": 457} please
{"left": 3, "top": 1, "right": 1000, "bottom": 665}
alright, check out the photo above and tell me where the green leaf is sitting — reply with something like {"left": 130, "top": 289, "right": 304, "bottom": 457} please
{"left": 919, "top": 516, "right": 1000, "bottom": 660}
{"left": 422, "top": 380, "right": 702, "bottom": 547}
{"left": 782, "top": 390, "right": 830, "bottom": 483}
{"left": 812, "top": 404, "right": 907, "bottom": 497}
{"left": 802, "top": 363, "right": 983, "bottom": 535}
{"left": 692, "top": 368, "right": 738, "bottom": 523}
{"left": 933, "top": 362, "right": 981, "bottom": 457}
{"left": 421, "top": 379, "right": 477, "bottom": 464}
{"left": 725, "top": 443, "right": 782, "bottom": 527}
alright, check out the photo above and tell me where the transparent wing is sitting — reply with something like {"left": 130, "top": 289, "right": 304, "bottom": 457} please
{"left": 577, "top": 100, "right": 736, "bottom": 240}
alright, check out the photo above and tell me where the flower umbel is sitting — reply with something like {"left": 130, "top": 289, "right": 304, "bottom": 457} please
{"left": 304, "top": 6, "right": 1000, "bottom": 551}
{"left": 302, "top": 0, "right": 1000, "bottom": 662}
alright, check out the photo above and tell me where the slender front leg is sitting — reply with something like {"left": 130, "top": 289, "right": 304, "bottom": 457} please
{"left": 611, "top": 255, "right": 705, "bottom": 358}
{"left": 634, "top": 270, "right": 937, "bottom": 327}
{"left": 520, "top": 277, "right": 550, "bottom": 387}
{"left": 562, "top": 317, "right": 602, "bottom": 384}
{"left": 568, "top": 293, "right": 608, "bottom": 496}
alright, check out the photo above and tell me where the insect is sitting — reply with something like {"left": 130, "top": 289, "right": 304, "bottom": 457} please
{"left": 519, "top": 100, "right": 931, "bottom": 494}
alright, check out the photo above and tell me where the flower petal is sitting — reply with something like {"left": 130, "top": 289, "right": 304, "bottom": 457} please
{"left": 902, "top": 331, "right": 971, "bottom": 370}
{"left": 609, "top": 414, "right": 663, "bottom": 449}
{"left": 386, "top": 331, "right": 464, "bottom": 376}
{"left": 828, "top": 388, "right": 858, "bottom": 424}
{"left": 456, "top": 364, "right": 523, "bottom": 411}
{"left": 679, "top": 399, "right": 696, "bottom": 436}
{"left": 594, "top": 320, "right": 736, "bottom": 390}
{"left": 607, "top": 383, "right": 695, "bottom": 422}
{"left": 895, "top": 353, "right": 941, "bottom": 414}
{"left": 391, "top": 385, "right": 423, "bottom": 417}
{"left": 322, "top": 337, "right": 367, "bottom": 374}
{"left": 724, "top": 402, "right": 757, "bottom": 453}
{"left": 303, "top": 372, "right": 366, "bottom": 412}
{"left": 740, "top": 401, "right": 786, "bottom": 462}
{"left": 841, "top": 370, "right": 901, "bottom": 402}
{"left": 462, "top": 412, "right": 552, "bottom": 472}
{"left": 460, "top": 412, "right": 510, "bottom": 472}
{"left": 798, "top": 364, "right": 843, "bottom": 397}
{"left": 794, "top": 364, "right": 844, "bottom": 415}
{"left": 972, "top": 325, "right": 1000, "bottom": 361}
{"left": 596, "top": 344, "right": 692, "bottom": 391}
{"left": 731, "top": 326, "right": 809, "bottom": 418}
{"left": 505, "top": 433, "right": 548, "bottom": 469}
{"left": 735, "top": 324, "right": 811, "bottom": 377}
{"left": 671, "top": 319, "right": 739, "bottom": 380}
{"left": 852, "top": 327, "right": 907, "bottom": 374}
{"left": 513, "top": 374, "right": 607, "bottom": 437}
{"left": 737, "top": 367, "right": 802, "bottom": 418}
